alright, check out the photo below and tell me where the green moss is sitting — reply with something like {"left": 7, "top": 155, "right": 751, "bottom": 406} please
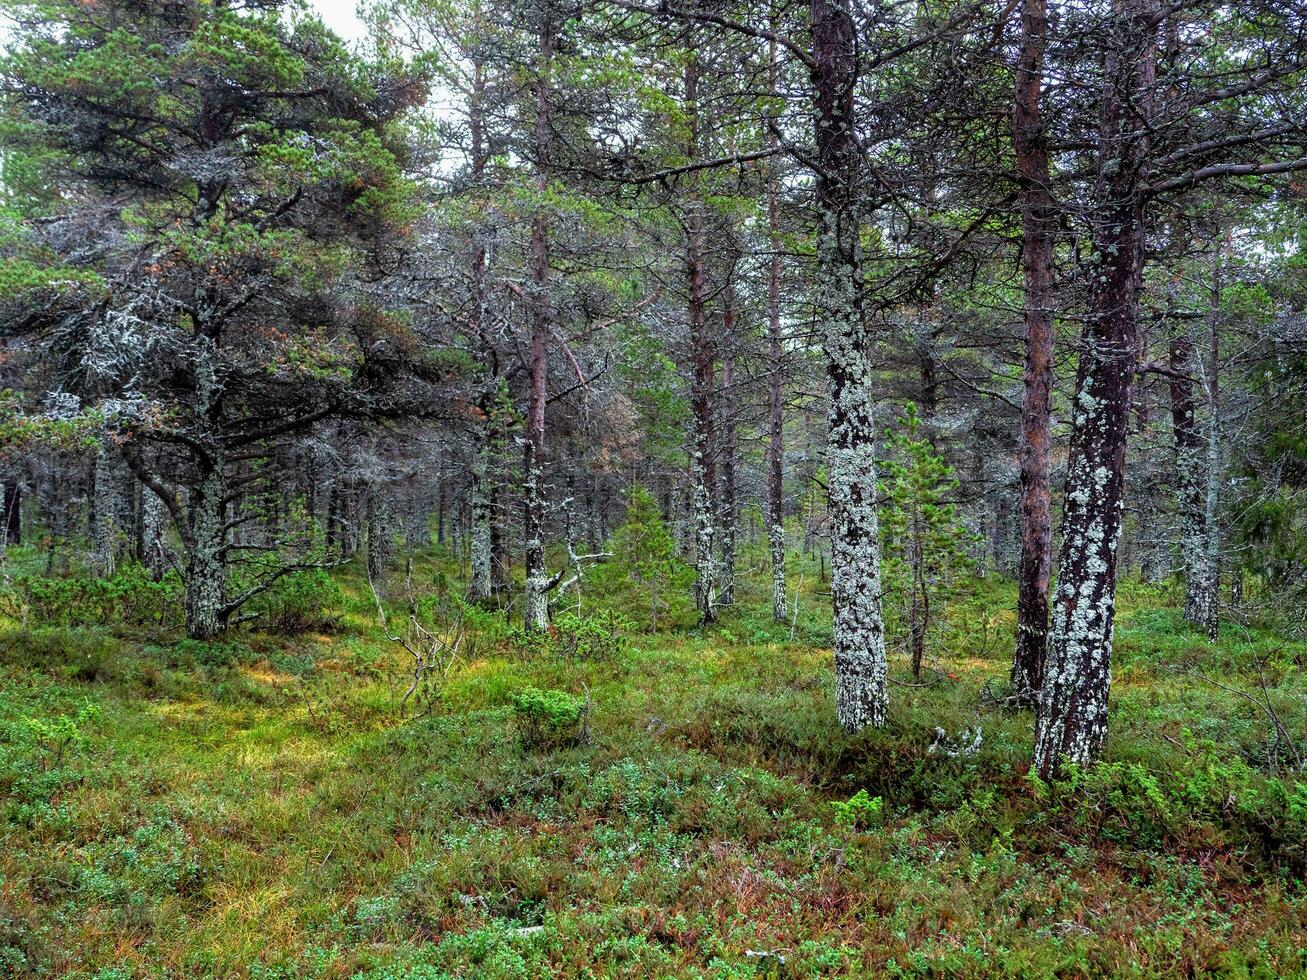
{"left": 0, "top": 545, "right": 1303, "bottom": 975}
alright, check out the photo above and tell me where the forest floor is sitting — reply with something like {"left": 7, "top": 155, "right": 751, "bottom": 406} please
{"left": 2, "top": 552, "right": 1306, "bottom": 978}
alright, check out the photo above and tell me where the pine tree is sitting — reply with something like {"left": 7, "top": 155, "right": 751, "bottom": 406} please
{"left": 595, "top": 486, "right": 693, "bottom": 633}
{"left": 0, "top": 0, "right": 430, "bottom": 638}
{"left": 879, "top": 405, "right": 977, "bottom": 678}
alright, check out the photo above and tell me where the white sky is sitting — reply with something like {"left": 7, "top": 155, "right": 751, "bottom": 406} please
{"left": 309, "top": 0, "right": 368, "bottom": 45}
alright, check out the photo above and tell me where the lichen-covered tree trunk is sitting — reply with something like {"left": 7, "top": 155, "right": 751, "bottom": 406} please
{"left": 91, "top": 446, "right": 123, "bottom": 578}
{"left": 1199, "top": 288, "right": 1222, "bottom": 641}
{"left": 684, "top": 55, "right": 718, "bottom": 625}
{"left": 325, "top": 466, "right": 341, "bottom": 555}
{"left": 1136, "top": 471, "right": 1170, "bottom": 583}
{"left": 1032, "top": 280, "right": 1139, "bottom": 775}
{"left": 1010, "top": 0, "right": 1056, "bottom": 706}
{"left": 522, "top": 10, "right": 555, "bottom": 633}
{"left": 522, "top": 486, "right": 549, "bottom": 630}
{"left": 466, "top": 50, "right": 495, "bottom": 608}
{"left": 490, "top": 488, "right": 509, "bottom": 598}
{"left": 1169, "top": 328, "right": 1214, "bottom": 625}
{"left": 184, "top": 464, "right": 226, "bottom": 641}
{"left": 182, "top": 332, "right": 229, "bottom": 641}
{"left": 688, "top": 394, "right": 718, "bottom": 624}
{"left": 141, "top": 485, "right": 169, "bottom": 579}
{"left": 811, "top": 0, "right": 888, "bottom": 732}
{"left": 403, "top": 490, "right": 429, "bottom": 550}
{"left": 469, "top": 438, "right": 494, "bottom": 603}
{"left": 1198, "top": 408, "right": 1221, "bottom": 639}
{"left": 1033, "top": 0, "right": 1156, "bottom": 778}
{"left": 366, "top": 488, "right": 391, "bottom": 583}
{"left": 718, "top": 307, "right": 738, "bottom": 608}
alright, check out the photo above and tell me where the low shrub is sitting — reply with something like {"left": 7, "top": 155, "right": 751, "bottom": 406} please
{"left": 0, "top": 564, "right": 181, "bottom": 628}
{"left": 162, "top": 637, "right": 256, "bottom": 669}
{"left": 831, "top": 788, "right": 884, "bottom": 830}
{"left": 550, "top": 610, "right": 632, "bottom": 661}
{"left": 510, "top": 686, "right": 588, "bottom": 750}
{"left": 248, "top": 568, "right": 342, "bottom": 634}
{"left": 505, "top": 609, "right": 633, "bottom": 662}
{"left": 1038, "top": 754, "right": 1307, "bottom": 872}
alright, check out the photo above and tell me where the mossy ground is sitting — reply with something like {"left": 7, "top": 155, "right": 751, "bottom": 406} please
{"left": 1, "top": 548, "right": 1305, "bottom": 978}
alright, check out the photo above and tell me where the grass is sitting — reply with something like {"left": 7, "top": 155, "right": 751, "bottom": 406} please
{"left": 1, "top": 544, "right": 1305, "bottom": 977}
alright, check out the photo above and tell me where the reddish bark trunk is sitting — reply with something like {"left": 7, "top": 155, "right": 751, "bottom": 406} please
{"left": 1010, "top": 0, "right": 1056, "bottom": 705}
{"left": 766, "top": 36, "right": 787, "bottom": 624}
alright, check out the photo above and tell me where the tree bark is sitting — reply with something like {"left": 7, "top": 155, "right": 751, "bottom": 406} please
{"left": 766, "top": 35, "right": 788, "bottom": 625}
{"left": 718, "top": 288, "right": 739, "bottom": 607}
{"left": 1033, "top": 0, "right": 1157, "bottom": 778}
{"left": 469, "top": 439, "right": 494, "bottom": 603}
{"left": 684, "top": 52, "right": 719, "bottom": 624}
{"left": 183, "top": 334, "right": 229, "bottom": 640}
{"left": 1009, "top": 0, "right": 1056, "bottom": 706}
{"left": 909, "top": 513, "right": 928, "bottom": 678}
{"left": 184, "top": 463, "right": 226, "bottom": 640}
{"left": 490, "top": 484, "right": 509, "bottom": 599}
{"left": 1200, "top": 257, "right": 1222, "bottom": 641}
{"left": 1137, "top": 469, "right": 1170, "bottom": 583}
{"left": 466, "top": 50, "right": 497, "bottom": 606}
{"left": 1169, "top": 325, "right": 1212, "bottom": 624}
{"left": 366, "top": 487, "right": 391, "bottom": 584}
{"left": 91, "top": 446, "right": 122, "bottom": 578}
{"left": 523, "top": 10, "right": 555, "bottom": 632}
{"left": 141, "top": 484, "right": 169, "bottom": 579}
{"left": 811, "top": 0, "right": 889, "bottom": 732}
{"left": 4, "top": 478, "right": 20, "bottom": 547}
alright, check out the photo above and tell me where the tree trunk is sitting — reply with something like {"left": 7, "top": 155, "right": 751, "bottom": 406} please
{"left": 326, "top": 468, "right": 341, "bottom": 554}
{"left": 469, "top": 438, "right": 494, "bottom": 603}
{"left": 1200, "top": 261, "right": 1222, "bottom": 641}
{"left": 1169, "top": 326, "right": 1213, "bottom": 624}
{"left": 766, "top": 36, "right": 788, "bottom": 624}
{"left": 91, "top": 446, "right": 122, "bottom": 579}
{"left": 366, "top": 488, "right": 391, "bottom": 583}
{"left": 684, "top": 53, "right": 718, "bottom": 624}
{"left": 142, "top": 485, "right": 169, "bottom": 579}
{"left": 184, "top": 465, "right": 226, "bottom": 640}
{"left": 436, "top": 458, "right": 447, "bottom": 546}
{"left": 490, "top": 484, "right": 509, "bottom": 599}
{"left": 718, "top": 292, "right": 739, "bottom": 607}
{"left": 811, "top": 0, "right": 889, "bottom": 731}
{"left": 466, "top": 49, "right": 496, "bottom": 606}
{"left": 404, "top": 489, "right": 429, "bottom": 550}
{"left": 3, "top": 478, "right": 20, "bottom": 547}
{"left": 523, "top": 11, "right": 555, "bottom": 633}
{"left": 1033, "top": 0, "right": 1156, "bottom": 778}
{"left": 1137, "top": 470, "right": 1170, "bottom": 583}
{"left": 1009, "top": 0, "right": 1056, "bottom": 706}
{"left": 909, "top": 519, "right": 927, "bottom": 679}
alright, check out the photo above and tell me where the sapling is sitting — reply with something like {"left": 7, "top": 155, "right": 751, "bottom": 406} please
{"left": 879, "top": 404, "right": 978, "bottom": 678}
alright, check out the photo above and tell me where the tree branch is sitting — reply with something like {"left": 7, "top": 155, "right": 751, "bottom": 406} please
{"left": 1147, "top": 156, "right": 1307, "bottom": 195}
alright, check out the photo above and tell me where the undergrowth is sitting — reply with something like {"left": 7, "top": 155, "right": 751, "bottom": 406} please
{"left": 0, "top": 542, "right": 1304, "bottom": 977}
